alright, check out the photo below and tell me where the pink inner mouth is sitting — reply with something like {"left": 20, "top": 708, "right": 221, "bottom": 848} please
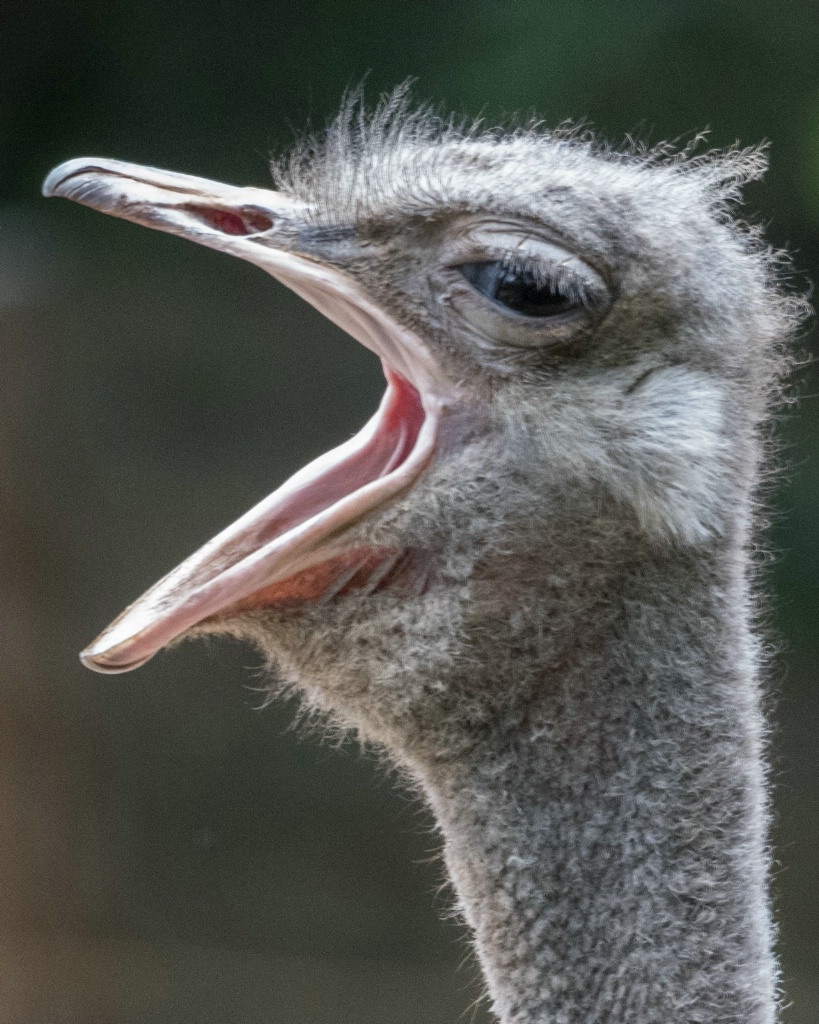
{"left": 236, "top": 369, "right": 425, "bottom": 564}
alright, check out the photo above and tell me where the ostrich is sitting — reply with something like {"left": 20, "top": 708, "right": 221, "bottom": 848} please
{"left": 43, "top": 93, "right": 803, "bottom": 1024}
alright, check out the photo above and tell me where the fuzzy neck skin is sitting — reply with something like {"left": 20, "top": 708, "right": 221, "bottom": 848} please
{"left": 409, "top": 542, "right": 775, "bottom": 1024}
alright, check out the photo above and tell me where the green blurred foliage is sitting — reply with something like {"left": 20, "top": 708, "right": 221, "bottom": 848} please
{"left": 1, "top": 2, "right": 817, "bottom": 1021}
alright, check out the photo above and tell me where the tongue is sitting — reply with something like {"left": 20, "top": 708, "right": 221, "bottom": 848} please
{"left": 231, "top": 546, "right": 399, "bottom": 610}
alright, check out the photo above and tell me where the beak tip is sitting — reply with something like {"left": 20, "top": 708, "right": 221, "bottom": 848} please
{"left": 41, "top": 169, "right": 61, "bottom": 199}
{"left": 79, "top": 639, "right": 154, "bottom": 675}
{"left": 42, "top": 158, "right": 82, "bottom": 198}
{"left": 42, "top": 157, "right": 113, "bottom": 200}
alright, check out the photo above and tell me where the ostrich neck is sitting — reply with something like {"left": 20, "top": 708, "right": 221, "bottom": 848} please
{"left": 413, "top": 543, "right": 776, "bottom": 1024}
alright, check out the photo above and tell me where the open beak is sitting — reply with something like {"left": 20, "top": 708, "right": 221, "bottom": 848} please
{"left": 43, "top": 158, "right": 446, "bottom": 674}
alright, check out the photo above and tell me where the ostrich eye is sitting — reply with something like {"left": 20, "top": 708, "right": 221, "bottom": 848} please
{"left": 459, "top": 261, "right": 579, "bottom": 318}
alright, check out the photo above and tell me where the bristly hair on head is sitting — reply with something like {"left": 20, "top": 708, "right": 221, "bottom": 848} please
{"left": 271, "top": 80, "right": 777, "bottom": 223}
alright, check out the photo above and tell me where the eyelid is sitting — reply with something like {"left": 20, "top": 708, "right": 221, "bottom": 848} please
{"left": 447, "top": 238, "right": 605, "bottom": 289}
{"left": 451, "top": 225, "right": 576, "bottom": 260}
{"left": 442, "top": 217, "right": 611, "bottom": 285}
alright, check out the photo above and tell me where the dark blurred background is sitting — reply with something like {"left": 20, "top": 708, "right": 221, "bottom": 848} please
{"left": 1, "top": 2, "right": 817, "bottom": 1021}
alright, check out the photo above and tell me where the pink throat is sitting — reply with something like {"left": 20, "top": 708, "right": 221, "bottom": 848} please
{"left": 224, "top": 370, "right": 426, "bottom": 611}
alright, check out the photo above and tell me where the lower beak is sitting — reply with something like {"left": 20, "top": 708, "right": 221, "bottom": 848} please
{"left": 43, "top": 158, "right": 445, "bottom": 673}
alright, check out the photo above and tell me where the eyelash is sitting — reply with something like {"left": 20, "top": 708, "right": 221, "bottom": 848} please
{"left": 496, "top": 253, "right": 595, "bottom": 309}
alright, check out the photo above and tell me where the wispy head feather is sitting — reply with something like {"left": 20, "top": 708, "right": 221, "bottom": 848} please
{"left": 272, "top": 81, "right": 775, "bottom": 227}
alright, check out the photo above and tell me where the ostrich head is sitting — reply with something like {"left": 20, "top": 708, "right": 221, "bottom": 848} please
{"left": 44, "top": 94, "right": 789, "bottom": 762}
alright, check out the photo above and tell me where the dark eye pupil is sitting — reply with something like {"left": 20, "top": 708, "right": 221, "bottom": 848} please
{"left": 459, "top": 261, "right": 576, "bottom": 317}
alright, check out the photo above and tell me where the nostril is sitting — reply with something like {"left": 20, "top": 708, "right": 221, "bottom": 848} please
{"left": 181, "top": 204, "right": 274, "bottom": 236}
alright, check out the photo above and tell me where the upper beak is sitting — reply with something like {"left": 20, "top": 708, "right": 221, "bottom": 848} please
{"left": 42, "top": 156, "right": 301, "bottom": 239}
{"left": 44, "top": 158, "right": 445, "bottom": 673}
{"left": 43, "top": 158, "right": 441, "bottom": 388}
